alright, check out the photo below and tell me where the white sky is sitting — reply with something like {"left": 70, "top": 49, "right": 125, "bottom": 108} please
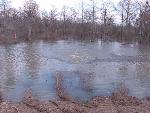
{"left": 11, "top": 0, "right": 120, "bottom": 11}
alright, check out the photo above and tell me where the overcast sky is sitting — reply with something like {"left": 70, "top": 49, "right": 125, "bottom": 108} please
{"left": 12, "top": 0, "right": 120, "bottom": 11}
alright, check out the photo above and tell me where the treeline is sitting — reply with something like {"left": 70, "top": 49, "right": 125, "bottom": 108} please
{"left": 0, "top": 0, "right": 149, "bottom": 43}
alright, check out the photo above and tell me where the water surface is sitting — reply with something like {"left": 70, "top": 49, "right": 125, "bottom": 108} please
{"left": 0, "top": 40, "right": 150, "bottom": 101}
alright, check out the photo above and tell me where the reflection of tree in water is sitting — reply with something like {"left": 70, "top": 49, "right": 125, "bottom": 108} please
{"left": 54, "top": 71, "right": 95, "bottom": 100}
{"left": 78, "top": 72, "right": 95, "bottom": 93}
{"left": 118, "top": 61, "right": 150, "bottom": 97}
{"left": 118, "top": 63, "right": 129, "bottom": 77}
{"left": 23, "top": 43, "right": 41, "bottom": 78}
{"left": 135, "top": 62, "right": 150, "bottom": 84}
{"left": 3, "top": 46, "right": 16, "bottom": 87}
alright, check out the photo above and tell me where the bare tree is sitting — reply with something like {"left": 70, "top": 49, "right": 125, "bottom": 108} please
{"left": 0, "top": 0, "right": 11, "bottom": 28}
{"left": 91, "top": 0, "right": 97, "bottom": 36}
{"left": 117, "top": 0, "right": 139, "bottom": 41}
{"left": 49, "top": 6, "right": 58, "bottom": 37}
{"left": 101, "top": 1, "right": 115, "bottom": 38}
{"left": 118, "top": 1, "right": 125, "bottom": 39}
{"left": 81, "top": 0, "right": 84, "bottom": 24}
{"left": 68, "top": 7, "right": 78, "bottom": 35}
{"left": 23, "top": 0, "right": 39, "bottom": 40}
{"left": 62, "top": 6, "right": 66, "bottom": 36}
{"left": 137, "top": 1, "right": 150, "bottom": 39}
{"left": 0, "top": 0, "right": 148, "bottom": 43}
{"left": 118, "top": 0, "right": 137, "bottom": 27}
{"left": 0, "top": 0, "right": 11, "bottom": 17}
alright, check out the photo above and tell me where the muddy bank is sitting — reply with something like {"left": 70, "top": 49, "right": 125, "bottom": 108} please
{"left": 1, "top": 89, "right": 150, "bottom": 113}
{"left": 1, "top": 72, "right": 150, "bottom": 113}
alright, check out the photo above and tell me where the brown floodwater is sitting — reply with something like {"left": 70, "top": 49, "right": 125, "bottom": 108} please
{"left": 0, "top": 40, "right": 150, "bottom": 102}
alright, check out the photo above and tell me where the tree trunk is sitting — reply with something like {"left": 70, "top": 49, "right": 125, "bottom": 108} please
{"left": 92, "top": 0, "right": 95, "bottom": 36}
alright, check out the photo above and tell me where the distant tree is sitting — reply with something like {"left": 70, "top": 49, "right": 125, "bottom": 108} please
{"left": 61, "top": 6, "right": 68, "bottom": 36}
{"left": 0, "top": 0, "right": 11, "bottom": 16}
{"left": 0, "top": 0, "right": 11, "bottom": 29}
{"left": 49, "top": 6, "right": 58, "bottom": 35}
{"left": 23, "top": 0, "right": 39, "bottom": 40}
{"left": 117, "top": 0, "right": 138, "bottom": 40}
{"left": 83, "top": 0, "right": 98, "bottom": 36}
{"left": 0, "top": 0, "right": 148, "bottom": 43}
{"left": 68, "top": 7, "right": 78, "bottom": 35}
{"left": 41, "top": 10, "right": 49, "bottom": 39}
{"left": 80, "top": 0, "right": 85, "bottom": 37}
{"left": 118, "top": 1, "right": 125, "bottom": 39}
{"left": 90, "top": 0, "right": 97, "bottom": 35}
{"left": 118, "top": 0, "right": 137, "bottom": 27}
{"left": 81, "top": 0, "right": 84, "bottom": 24}
{"left": 136, "top": 1, "right": 150, "bottom": 39}
{"left": 100, "top": 1, "right": 115, "bottom": 37}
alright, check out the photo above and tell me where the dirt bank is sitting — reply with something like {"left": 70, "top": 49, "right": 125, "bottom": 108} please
{"left": 1, "top": 73, "right": 150, "bottom": 113}
{"left": 1, "top": 89, "right": 150, "bottom": 113}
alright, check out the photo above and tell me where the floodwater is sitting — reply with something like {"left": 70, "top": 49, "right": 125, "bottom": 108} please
{"left": 0, "top": 40, "right": 150, "bottom": 102}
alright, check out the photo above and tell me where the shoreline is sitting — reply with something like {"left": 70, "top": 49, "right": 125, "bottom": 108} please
{"left": 1, "top": 89, "right": 150, "bottom": 113}
{"left": 0, "top": 36, "right": 149, "bottom": 46}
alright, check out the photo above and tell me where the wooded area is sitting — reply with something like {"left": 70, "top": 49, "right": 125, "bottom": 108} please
{"left": 0, "top": 0, "right": 149, "bottom": 43}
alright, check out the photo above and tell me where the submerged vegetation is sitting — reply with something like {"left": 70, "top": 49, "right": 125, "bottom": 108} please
{"left": 0, "top": 0, "right": 149, "bottom": 43}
